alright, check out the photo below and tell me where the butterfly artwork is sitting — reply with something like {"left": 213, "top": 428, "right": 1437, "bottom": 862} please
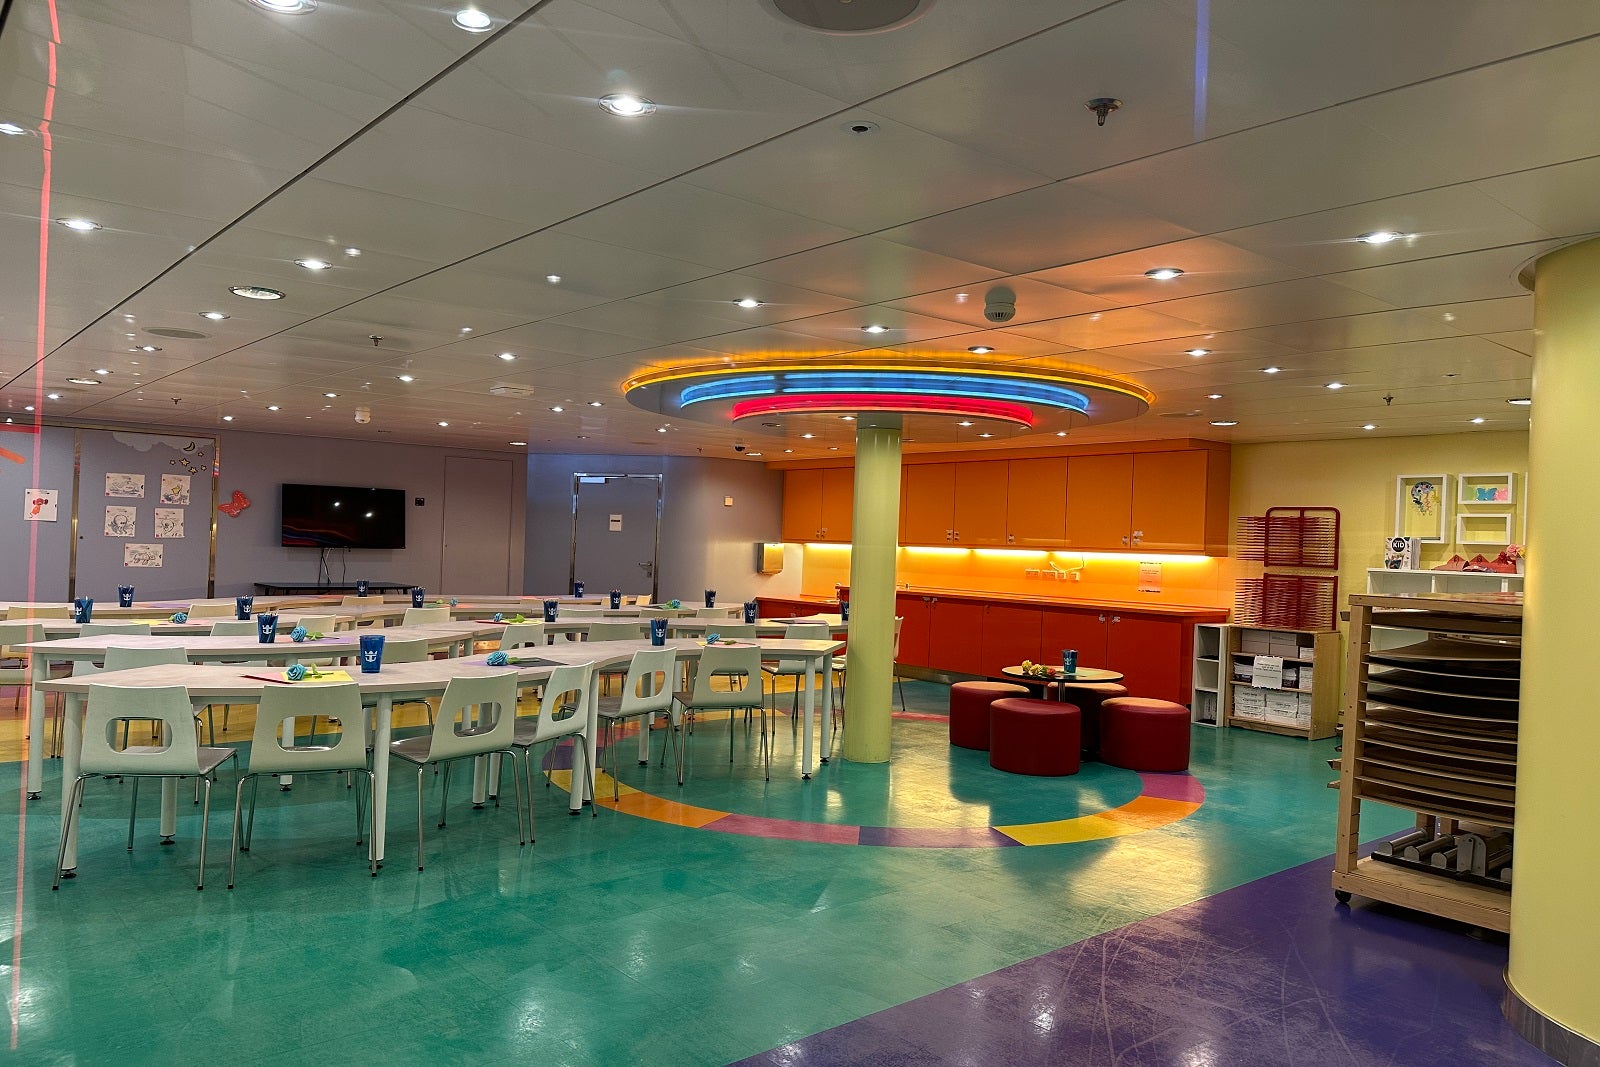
{"left": 218, "top": 490, "right": 251, "bottom": 518}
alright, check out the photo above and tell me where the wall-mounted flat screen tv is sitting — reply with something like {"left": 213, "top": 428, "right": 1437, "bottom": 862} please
{"left": 280, "top": 483, "right": 406, "bottom": 549}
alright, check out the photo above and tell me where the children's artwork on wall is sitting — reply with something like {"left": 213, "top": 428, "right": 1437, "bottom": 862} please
{"left": 159, "top": 474, "right": 191, "bottom": 505}
{"left": 1409, "top": 480, "right": 1438, "bottom": 515}
{"left": 154, "top": 508, "right": 184, "bottom": 539}
{"left": 105, "top": 473, "right": 145, "bottom": 498}
{"left": 104, "top": 505, "right": 137, "bottom": 537}
{"left": 123, "top": 543, "right": 163, "bottom": 568}
{"left": 1395, "top": 474, "right": 1450, "bottom": 543}
{"left": 25, "top": 488, "right": 57, "bottom": 521}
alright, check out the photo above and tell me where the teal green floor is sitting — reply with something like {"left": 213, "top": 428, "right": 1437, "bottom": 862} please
{"left": 1, "top": 684, "right": 1408, "bottom": 1065}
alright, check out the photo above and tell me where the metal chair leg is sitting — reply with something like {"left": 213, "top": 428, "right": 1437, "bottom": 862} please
{"left": 416, "top": 764, "right": 427, "bottom": 871}
{"left": 197, "top": 775, "right": 212, "bottom": 891}
{"left": 244, "top": 775, "right": 262, "bottom": 851}
{"left": 438, "top": 761, "right": 452, "bottom": 828}
{"left": 127, "top": 777, "right": 140, "bottom": 850}
{"left": 53, "top": 776, "right": 90, "bottom": 890}
{"left": 508, "top": 749, "right": 526, "bottom": 845}
{"left": 229, "top": 773, "right": 252, "bottom": 889}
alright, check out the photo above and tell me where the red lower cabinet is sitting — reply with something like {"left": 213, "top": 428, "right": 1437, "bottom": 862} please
{"left": 978, "top": 604, "right": 1042, "bottom": 677}
{"left": 1105, "top": 613, "right": 1186, "bottom": 703}
{"left": 897, "top": 594, "right": 933, "bottom": 667}
{"left": 1040, "top": 607, "right": 1111, "bottom": 669}
{"left": 926, "top": 598, "right": 986, "bottom": 676}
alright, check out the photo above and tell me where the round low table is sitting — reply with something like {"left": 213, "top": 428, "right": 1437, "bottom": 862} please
{"left": 1000, "top": 665, "right": 1124, "bottom": 688}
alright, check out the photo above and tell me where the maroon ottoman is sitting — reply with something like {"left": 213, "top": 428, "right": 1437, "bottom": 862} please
{"left": 949, "top": 681, "right": 1029, "bottom": 750}
{"left": 989, "top": 698, "right": 1081, "bottom": 776}
{"left": 1099, "top": 697, "right": 1191, "bottom": 771}
{"left": 1044, "top": 681, "right": 1128, "bottom": 754}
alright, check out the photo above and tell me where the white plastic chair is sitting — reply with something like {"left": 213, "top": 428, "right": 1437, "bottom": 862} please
{"left": 387, "top": 672, "right": 523, "bottom": 871}
{"left": 207, "top": 619, "right": 256, "bottom": 637}
{"left": 694, "top": 606, "right": 727, "bottom": 618}
{"left": 762, "top": 623, "right": 831, "bottom": 734}
{"left": 186, "top": 601, "right": 237, "bottom": 618}
{"left": 80, "top": 622, "right": 152, "bottom": 637}
{"left": 498, "top": 622, "right": 547, "bottom": 650}
{"left": 584, "top": 622, "right": 644, "bottom": 693}
{"left": 511, "top": 663, "right": 597, "bottom": 841}
{"left": 597, "top": 648, "right": 677, "bottom": 799}
{"left": 1, "top": 621, "right": 43, "bottom": 712}
{"left": 832, "top": 616, "right": 906, "bottom": 724}
{"left": 53, "top": 683, "right": 238, "bottom": 890}
{"left": 402, "top": 606, "right": 450, "bottom": 626}
{"left": 674, "top": 645, "right": 768, "bottom": 783}
{"left": 229, "top": 682, "right": 375, "bottom": 888}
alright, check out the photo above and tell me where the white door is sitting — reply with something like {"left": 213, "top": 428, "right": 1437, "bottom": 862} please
{"left": 571, "top": 474, "right": 661, "bottom": 601}
{"left": 442, "top": 456, "right": 513, "bottom": 594}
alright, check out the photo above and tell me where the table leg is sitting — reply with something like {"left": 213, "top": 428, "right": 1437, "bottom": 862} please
{"left": 58, "top": 693, "right": 85, "bottom": 871}
{"left": 820, "top": 652, "right": 834, "bottom": 764}
{"left": 27, "top": 652, "right": 48, "bottom": 798}
{"left": 800, "top": 659, "right": 817, "bottom": 779}
{"left": 571, "top": 679, "right": 597, "bottom": 812}
{"left": 371, "top": 696, "right": 392, "bottom": 865}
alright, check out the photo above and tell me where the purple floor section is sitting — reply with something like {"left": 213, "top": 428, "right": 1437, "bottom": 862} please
{"left": 738, "top": 854, "right": 1554, "bottom": 1067}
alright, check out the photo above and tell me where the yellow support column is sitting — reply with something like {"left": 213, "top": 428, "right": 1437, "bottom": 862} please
{"left": 842, "top": 416, "right": 902, "bottom": 764}
{"left": 1505, "top": 236, "right": 1600, "bottom": 1059}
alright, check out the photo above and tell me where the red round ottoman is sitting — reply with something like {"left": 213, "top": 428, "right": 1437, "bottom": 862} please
{"left": 989, "top": 698, "right": 1081, "bottom": 776}
{"left": 1099, "top": 697, "right": 1191, "bottom": 771}
{"left": 1044, "top": 681, "right": 1128, "bottom": 754}
{"left": 949, "top": 681, "right": 1029, "bottom": 750}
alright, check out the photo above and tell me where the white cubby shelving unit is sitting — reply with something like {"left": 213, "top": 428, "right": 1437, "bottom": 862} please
{"left": 1457, "top": 472, "right": 1515, "bottom": 506}
{"left": 1455, "top": 512, "right": 1514, "bottom": 547}
{"left": 1367, "top": 568, "right": 1523, "bottom": 596}
{"left": 1191, "top": 623, "right": 1227, "bottom": 727}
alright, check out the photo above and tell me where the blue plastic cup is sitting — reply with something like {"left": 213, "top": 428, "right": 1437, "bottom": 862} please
{"left": 411, "top": 587, "right": 425, "bottom": 608}
{"left": 743, "top": 601, "right": 758, "bottom": 623}
{"left": 572, "top": 580, "right": 585, "bottom": 597}
{"left": 256, "top": 614, "right": 279, "bottom": 644}
{"left": 117, "top": 586, "right": 135, "bottom": 608}
{"left": 1062, "top": 649, "right": 1078, "bottom": 674}
{"left": 543, "top": 599, "right": 559, "bottom": 622}
{"left": 609, "top": 590, "right": 622, "bottom": 609}
{"left": 360, "top": 633, "right": 385, "bottom": 673}
{"left": 72, "top": 597, "right": 94, "bottom": 623}
{"left": 355, "top": 580, "right": 369, "bottom": 597}
{"left": 235, "top": 595, "right": 253, "bottom": 620}
{"left": 704, "top": 589, "right": 717, "bottom": 608}
{"left": 649, "top": 618, "right": 667, "bottom": 646}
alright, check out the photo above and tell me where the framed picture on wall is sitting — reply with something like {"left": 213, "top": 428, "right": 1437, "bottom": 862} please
{"left": 1395, "top": 474, "right": 1450, "bottom": 544}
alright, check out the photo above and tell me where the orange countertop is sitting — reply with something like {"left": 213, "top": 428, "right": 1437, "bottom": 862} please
{"left": 772, "top": 589, "right": 1229, "bottom": 619}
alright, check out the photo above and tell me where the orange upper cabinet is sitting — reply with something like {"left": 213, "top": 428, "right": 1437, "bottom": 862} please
{"left": 1131, "top": 450, "right": 1212, "bottom": 552}
{"left": 1005, "top": 457, "right": 1067, "bottom": 545}
{"left": 819, "top": 466, "right": 854, "bottom": 542}
{"left": 782, "top": 468, "right": 853, "bottom": 542}
{"left": 952, "top": 460, "right": 1010, "bottom": 545}
{"left": 1065, "top": 453, "right": 1135, "bottom": 549}
{"left": 902, "top": 463, "right": 956, "bottom": 544}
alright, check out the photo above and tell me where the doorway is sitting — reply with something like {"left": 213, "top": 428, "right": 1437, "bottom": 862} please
{"left": 570, "top": 473, "right": 662, "bottom": 602}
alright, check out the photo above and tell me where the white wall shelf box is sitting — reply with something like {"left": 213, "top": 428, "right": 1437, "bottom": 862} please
{"left": 1457, "top": 472, "right": 1515, "bottom": 506}
{"left": 1366, "top": 568, "right": 1523, "bottom": 596}
{"left": 1456, "top": 512, "right": 1513, "bottom": 546}
{"left": 1394, "top": 474, "right": 1450, "bottom": 544}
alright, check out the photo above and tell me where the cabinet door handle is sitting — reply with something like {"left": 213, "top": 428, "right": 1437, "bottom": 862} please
{"left": 953, "top": 530, "right": 960, "bottom": 541}
{"left": 1098, "top": 614, "right": 1107, "bottom": 623}
{"left": 1007, "top": 533, "right": 1015, "bottom": 544}
{"left": 945, "top": 530, "right": 952, "bottom": 541}
{"left": 1121, "top": 535, "right": 1130, "bottom": 545}
{"left": 1111, "top": 615, "right": 1121, "bottom": 624}
{"left": 1132, "top": 530, "right": 1143, "bottom": 544}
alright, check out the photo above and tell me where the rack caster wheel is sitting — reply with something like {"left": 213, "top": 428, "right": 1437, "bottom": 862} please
{"left": 1334, "top": 890, "right": 1352, "bottom": 904}
{"left": 280, "top": 784, "right": 291, "bottom": 792}
{"left": 820, "top": 757, "right": 829, "bottom": 764}
{"left": 638, "top": 759, "right": 648, "bottom": 766}
{"left": 27, "top": 791, "right": 40, "bottom": 801}
{"left": 802, "top": 773, "right": 812, "bottom": 780}
{"left": 160, "top": 836, "right": 175, "bottom": 845}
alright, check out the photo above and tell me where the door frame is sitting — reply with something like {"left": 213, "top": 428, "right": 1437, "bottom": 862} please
{"left": 568, "top": 473, "right": 663, "bottom": 603}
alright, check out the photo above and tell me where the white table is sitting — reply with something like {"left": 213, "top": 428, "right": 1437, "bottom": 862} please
{"left": 20, "top": 622, "right": 504, "bottom": 797}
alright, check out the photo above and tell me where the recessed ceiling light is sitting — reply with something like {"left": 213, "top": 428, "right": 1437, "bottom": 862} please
{"left": 0, "top": 122, "right": 27, "bottom": 136}
{"left": 130, "top": 345, "right": 161, "bottom": 353}
{"left": 56, "top": 218, "right": 101, "bottom": 231}
{"left": 1144, "top": 267, "right": 1184, "bottom": 281}
{"left": 1205, "top": 393, "right": 1224, "bottom": 400}
{"left": 437, "top": 421, "right": 450, "bottom": 428}
{"left": 976, "top": 433, "right": 994, "bottom": 439}
{"left": 343, "top": 247, "right": 361, "bottom": 257}
{"left": 1470, "top": 417, "right": 1486, "bottom": 424}
{"left": 1055, "top": 431, "right": 1068, "bottom": 438}
{"left": 66, "top": 377, "right": 100, "bottom": 385}
{"left": 861, "top": 325, "right": 887, "bottom": 334}
{"left": 657, "top": 426, "right": 668, "bottom": 433}
{"left": 1262, "top": 366, "right": 1282, "bottom": 374}
{"left": 955, "top": 292, "right": 969, "bottom": 303}
{"left": 783, "top": 449, "right": 793, "bottom": 454}
{"left": 1186, "top": 348, "right": 1210, "bottom": 357}
{"left": 295, "top": 258, "right": 330, "bottom": 271}
{"left": 1326, "top": 382, "right": 1345, "bottom": 390}
{"left": 230, "top": 285, "right": 284, "bottom": 300}
{"left": 497, "top": 352, "right": 517, "bottom": 361}
{"left": 956, "top": 421, "right": 974, "bottom": 428}
{"left": 45, "top": 393, "right": 62, "bottom": 400}
{"left": 598, "top": 93, "right": 655, "bottom": 117}
{"left": 509, "top": 440, "right": 527, "bottom": 446}
{"left": 550, "top": 405, "right": 564, "bottom": 413}
{"left": 249, "top": 0, "right": 316, "bottom": 12}
{"left": 828, "top": 446, "right": 839, "bottom": 451}
{"left": 1210, "top": 420, "right": 1238, "bottom": 427}
{"left": 968, "top": 346, "right": 993, "bottom": 354}
{"left": 24, "top": 405, "right": 34, "bottom": 411}
{"left": 93, "top": 368, "right": 109, "bottom": 375}
{"left": 545, "top": 274, "right": 562, "bottom": 284}
{"left": 1362, "top": 424, "right": 1376, "bottom": 431}
{"left": 734, "top": 298, "right": 763, "bottom": 309}
{"left": 200, "top": 311, "right": 229, "bottom": 321}
{"left": 267, "top": 405, "right": 280, "bottom": 411}
{"left": 800, "top": 433, "right": 816, "bottom": 440}
{"left": 323, "top": 392, "right": 338, "bottom": 398}
{"left": 396, "top": 374, "right": 415, "bottom": 383}
{"left": 1358, "top": 230, "right": 1404, "bottom": 245}
{"left": 222, "top": 415, "right": 234, "bottom": 422}
{"left": 840, "top": 415, "right": 855, "bottom": 421}
{"left": 746, "top": 452, "right": 763, "bottom": 457}
{"left": 587, "top": 400, "right": 603, "bottom": 407}
{"left": 453, "top": 7, "right": 491, "bottom": 31}
{"left": 1508, "top": 397, "right": 1532, "bottom": 406}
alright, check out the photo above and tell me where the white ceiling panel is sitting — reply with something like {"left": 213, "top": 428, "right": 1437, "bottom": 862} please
{"left": 886, "top": 278, "right": 1110, "bottom": 331}
{"left": 1029, "top": 237, "right": 1305, "bottom": 304}
{"left": 1153, "top": 278, "right": 1395, "bottom": 334}
{"left": 744, "top": 237, "right": 1002, "bottom": 304}
{"left": 1474, "top": 156, "right": 1600, "bottom": 238}
{"left": 1328, "top": 241, "right": 1574, "bottom": 309}
{"left": 458, "top": 231, "right": 716, "bottom": 301}
{"left": 1008, "top": 306, "right": 1211, "bottom": 350}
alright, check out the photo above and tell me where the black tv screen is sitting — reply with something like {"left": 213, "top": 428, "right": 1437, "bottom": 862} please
{"left": 281, "top": 483, "right": 406, "bottom": 549}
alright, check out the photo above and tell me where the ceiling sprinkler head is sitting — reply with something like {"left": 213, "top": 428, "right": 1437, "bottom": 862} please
{"left": 369, "top": 334, "right": 383, "bottom": 346}
{"left": 1086, "top": 97, "right": 1122, "bottom": 127}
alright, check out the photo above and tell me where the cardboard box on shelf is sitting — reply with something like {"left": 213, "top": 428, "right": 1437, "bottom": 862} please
{"left": 1240, "top": 633, "right": 1271, "bottom": 655}
{"left": 1268, "top": 637, "right": 1303, "bottom": 658}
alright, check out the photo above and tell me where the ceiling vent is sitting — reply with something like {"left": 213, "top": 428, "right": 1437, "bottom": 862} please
{"left": 1159, "top": 410, "right": 1204, "bottom": 419}
{"left": 488, "top": 384, "right": 538, "bottom": 398}
{"left": 145, "top": 327, "right": 208, "bottom": 339}
{"left": 766, "top": 0, "right": 931, "bottom": 33}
